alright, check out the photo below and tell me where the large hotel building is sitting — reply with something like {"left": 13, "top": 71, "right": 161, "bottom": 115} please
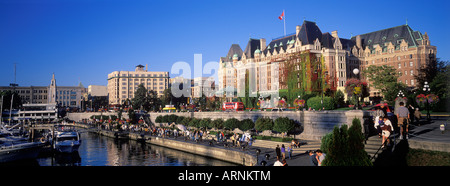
{"left": 218, "top": 20, "right": 436, "bottom": 101}
{"left": 107, "top": 65, "right": 169, "bottom": 105}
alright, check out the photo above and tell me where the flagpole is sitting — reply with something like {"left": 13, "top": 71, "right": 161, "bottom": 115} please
{"left": 283, "top": 10, "right": 286, "bottom": 36}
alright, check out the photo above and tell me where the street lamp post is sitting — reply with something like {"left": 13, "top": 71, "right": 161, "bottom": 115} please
{"left": 353, "top": 68, "right": 360, "bottom": 110}
{"left": 423, "top": 81, "right": 431, "bottom": 121}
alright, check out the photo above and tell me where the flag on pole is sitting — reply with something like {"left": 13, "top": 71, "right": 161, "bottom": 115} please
{"left": 278, "top": 10, "right": 284, "bottom": 20}
{"left": 278, "top": 10, "right": 286, "bottom": 36}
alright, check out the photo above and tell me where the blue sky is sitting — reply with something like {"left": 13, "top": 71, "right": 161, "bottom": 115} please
{"left": 1, "top": 0, "right": 449, "bottom": 87}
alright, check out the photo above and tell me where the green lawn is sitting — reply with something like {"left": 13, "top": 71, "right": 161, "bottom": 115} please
{"left": 407, "top": 149, "right": 450, "bottom": 166}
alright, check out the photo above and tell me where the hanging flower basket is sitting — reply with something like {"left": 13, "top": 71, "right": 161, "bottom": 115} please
{"left": 277, "top": 99, "right": 287, "bottom": 108}
{"left": 426, "top": 94, "right": 439, "bottom": 104}
{"left": 293, "top": 99, "right": 305, "bottom": 108}
{"left": 416, "top": 94, "right": 427, "bottom": 104}
{"left": 344, "top": 78, "right": 368, "bottom": 96}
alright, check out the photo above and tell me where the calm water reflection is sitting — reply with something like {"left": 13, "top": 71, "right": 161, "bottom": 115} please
{"left": 34, "top": 132, "right": 237, "bottom": 166}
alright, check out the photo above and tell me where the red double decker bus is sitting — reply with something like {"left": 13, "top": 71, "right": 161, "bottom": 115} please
{"left": 222, "top": 102, "right": 244, "bottom": 111}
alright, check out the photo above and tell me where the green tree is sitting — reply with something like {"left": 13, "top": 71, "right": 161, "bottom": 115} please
{"left": 132, "top": 84, "right": 149, "bottom": 110}
{"left": 239, "top": 119, "right": 255, "bottom": 131}
{"left": 414, "top": 58, "right": 446, "bottom": 89}
{"left": 147, "top": 90, "right": 161, "bottom": 112}
{"left": 334, "top": 90, "right": 345, "bottom": 108}
{"left": 188, "top": 118, "right": 201, "bottom": 128}
{"left": 0, "top": 90, "right": 22, "bottom": 110}
{"left": 223, "top": 118, "right": 240, "bottom": 130}
{"left": 306, "top": 96, "right": 335, "bottom": 110}
{"left": 255, "top": 117, "right": 274, "bottom": 131}
{"left": 273, "top": 117, "right": 296, "bottom": 133}
{"left": 211, "top": 118, "right": 224, "bottom": 129}
{"left": 363, "top": 65, "right": 406, "bottom": 104}
{"left": 321, "top": 118, "right": 372, "bottom": 166}
{"left": 199, "top": 118, "right": 212, "bottom": 129}
{"left": 127, "top": 109, "right": 137, "bottom": 124}
{"left": 347, "top": 118, "right": 372, "bottom": 166}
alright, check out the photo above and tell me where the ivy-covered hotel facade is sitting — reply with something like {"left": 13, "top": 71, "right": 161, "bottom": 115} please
{"left": 217, "top": 20, "right": 436, "bottom": 104}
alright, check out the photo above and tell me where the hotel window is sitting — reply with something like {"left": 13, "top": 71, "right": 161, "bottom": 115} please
{"left": 405, "top": 80, "right": 408, "bottom": 85}
{"left": 405, "top": 71, "right": 407, "bottom": 76}
{"left": 410, "top": 62, "right": 413, "bottom": 67}
{"left": 410, "top": 70, "right": 414, "bottom": 75}
{"left": 398, "top": 63, "right": 401, "bottom": 69}
{"left": 411, "top": 79, "right": 414, "bottom": 85}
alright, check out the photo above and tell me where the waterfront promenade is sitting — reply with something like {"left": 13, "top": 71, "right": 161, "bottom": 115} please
{"left": 94, "top": 127, "right": 320, "bottom": 166}
{"left": 69, "top": 116, "right": 450, "bottom": 166}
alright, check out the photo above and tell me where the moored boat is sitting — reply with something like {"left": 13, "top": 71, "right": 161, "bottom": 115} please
{"left": 53, "top": 130, "right": 81, "bottom": 153}
{"left": 0, "top": 132, "right": 46, "bottom": 163}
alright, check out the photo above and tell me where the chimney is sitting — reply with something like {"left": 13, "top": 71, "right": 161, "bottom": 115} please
{"left": 356, "top": 35, "right": 362, "bottom": 48}
{"left": 260, "top": 38, "right": 266, "bottom": 51}
{"left": 331, "top": 30, "right": 338, "bottom": 38}
{"left": 146, "top": 64, "right": 148, "bottom": 72}
{"left": 296, "top": 25, "right": 301, "bottom": 35}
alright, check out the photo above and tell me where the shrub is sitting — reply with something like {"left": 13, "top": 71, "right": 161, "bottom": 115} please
{"left": 211, "top": 118, "right": 224, "bottom": 129}
{"left": 199, "top": 118, "right": 212, "bottom": 129}
{"left": 239, "top": 119, "right": 255, "bottom": 131}
{"left": 273, "top": 117, "right": 295, "bottom": 133}
{"left": 167, "top": 114, "right": 178, "bottom": 123}
{"left": 180, "top": 117, "right": 192, "bottom": 126}
{"left": 223, "top": 118, "right": 240, "bottom": 130}
{"left": 176, "top": 116, "right": 185, "bottom": 124}
{"left": 306, "top": 96, "right": 335, "bottom": 110}
{"left": 155, "top": 115, "right": 163, "bottom": 123}
{"left": 255, "top": 117, "right": 274, "bottom": 131}
{"left": 347, "top": 118, "right": 372, "bottom": 166}
{"left": 321, "top": 118, "right": 372, "bottom": 166}
{"left": 162, "top": 115, "right": 170, "bottom": 123}
{"left": 188, "top": 118, "right": 201, "bottom": 128}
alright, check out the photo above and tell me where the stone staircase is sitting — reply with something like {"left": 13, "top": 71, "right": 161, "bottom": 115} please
{"left": 365, "top": 136, "right": 384, "bottom": 161}
{"left": 364, "top": 135, "right": 398, "bottom": 162}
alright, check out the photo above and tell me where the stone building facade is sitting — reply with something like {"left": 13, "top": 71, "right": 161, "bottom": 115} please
{"left": 218, "top": 20, "right": 436, "bottom": 102}
{"left": 107, "top": 64, "right": 169, "bottom": 105}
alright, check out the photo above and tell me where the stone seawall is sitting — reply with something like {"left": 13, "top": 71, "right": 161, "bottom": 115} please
{"left": 68, "top": 110, "right": 373, "bottom": 141}
{"left": 144, "top": 136, "right": 257, "bottom": 166}
{"left": 147, "top": 110, "right": 372, "bottom": 140}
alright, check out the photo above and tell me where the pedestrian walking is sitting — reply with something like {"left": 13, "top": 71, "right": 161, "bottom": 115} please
{"left": 374, "top": 116, "right": 385, "bottom": 138}
{"left": 281, "top": 144, "right": 286, "bottom": 160}
{"left": 381, "top": 116, "right": 394, "bottom": 148}
{"left": 396, "top": 102, "right": 410, "bottom": 139}
{"left": 374, "top": 106, "right": 386, "bottom": 137}
{"left": 414, "top": 108, "right": 422, "bottom": 125}
{"left": 287, "top": 145, "right": 293, "bottom": 159}
{"left": 275, "top": 145, "right": 281, "bottom": 159}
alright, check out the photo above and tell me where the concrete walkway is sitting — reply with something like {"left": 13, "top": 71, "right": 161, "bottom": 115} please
{"left": 407, "top": 118, "right": 450, "bottom": 152}
{"left": 246, "top": 139, "right": 321, "bottom": 166}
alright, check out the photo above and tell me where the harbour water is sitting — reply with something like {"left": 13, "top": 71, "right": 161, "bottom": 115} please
{"left": 3, "top": 131, "right": 237, "bottom": 166}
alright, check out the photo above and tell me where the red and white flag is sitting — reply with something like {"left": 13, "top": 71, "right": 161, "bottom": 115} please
{"left": 278, "top": 10, "right": 284, "bottom": 20}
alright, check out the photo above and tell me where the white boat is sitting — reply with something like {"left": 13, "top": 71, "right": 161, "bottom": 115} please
{"left": 0, "top": 131, "right": 45, "bottom": 163}
{"left": 53, "top": 130, "right": 81, "bottom": 153}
